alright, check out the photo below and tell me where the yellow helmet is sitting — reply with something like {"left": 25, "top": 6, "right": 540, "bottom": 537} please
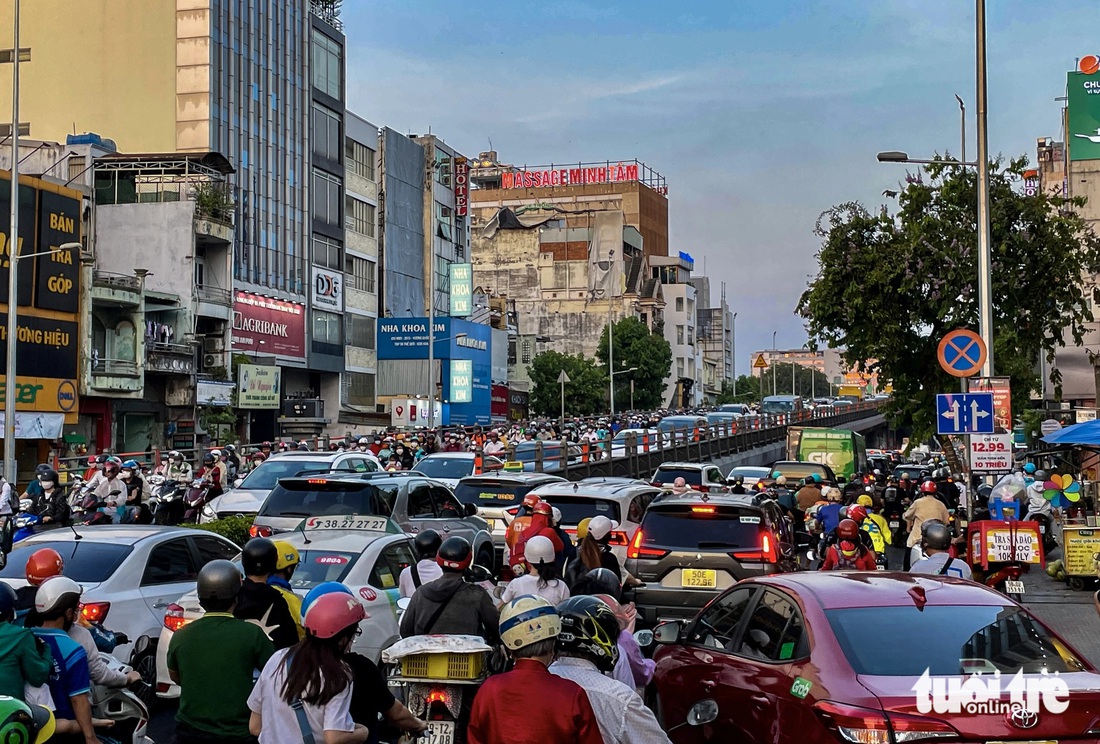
{"left": 576, "top": 517, "right": 592, "bottom": 540}
{"left": 856, "top": 494, "right": 874, "bottom": 508}
{"left": 274, "top": 541, "right": 300, "bottom": 570}
{"left": 499, "top": 594, "right": 561, "bottom": 651}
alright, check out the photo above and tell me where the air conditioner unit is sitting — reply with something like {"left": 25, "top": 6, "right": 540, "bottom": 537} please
{"left": 203, "top": 337, "right": 225, "bottom": 353}
{"left": 202, "top": 352, "right": 226, "bottom": 370}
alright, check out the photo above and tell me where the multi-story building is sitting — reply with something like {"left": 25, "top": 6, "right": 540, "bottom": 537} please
{"left": 651, "top": 254, "right": 700, "bottom": 407}
{"left": 691, "top": 276, "right": 734, "bottom": 404}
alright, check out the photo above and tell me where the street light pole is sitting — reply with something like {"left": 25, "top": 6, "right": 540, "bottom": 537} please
{"left": 607, "top": 249, "right": 615, "bottom": 416}
{"left": 731, "top": 312, "right": 737, "bottom": 398}
{"left": 955, "top": 94, "right": 966, "bottom": 165}
{"left": 771, "top": 331, "right": 777, "bottom": 397}
{"left": 4, "top": 0, "right": 20, "bottom": 483}
{"left": 975, "top": 0, "right": 994, "bottom": 378}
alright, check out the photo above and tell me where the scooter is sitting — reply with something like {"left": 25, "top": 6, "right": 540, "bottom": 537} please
{"left": 12, "top": 500, "right": 41, "bottom": 543}
{"left": 182, "top": 478, "right": 211, "bottom": 523}
{"left": 153, "top": 479, "right": 187, "bottom": 525}
{"left": 91, "top": 652, "right": 154, "bottom": 744}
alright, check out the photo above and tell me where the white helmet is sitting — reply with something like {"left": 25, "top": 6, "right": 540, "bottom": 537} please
{"left": 524, "top": 535, "right": 556, "bottom": 567}
{"left": 210, "top": 449, "right": 222, "bottom": 458}
{"left": 551, "top": 507, "right": 562, "bottom": 526}
{"left": 34, "top": 576, "right": 83, "bottom": 614}
{"left": 587, "top": 515, "right": 618, "bottom": 541}
{"left": 776, "top": 476, "right": 787, "bottom": 486}
{"left": 499, "top": 595, "right": 561, "bottom": 651}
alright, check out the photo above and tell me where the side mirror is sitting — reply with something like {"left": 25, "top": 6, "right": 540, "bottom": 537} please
{"left": 233, "top": 478, "right": 243, "bottom": 488}
{"left": 464, "top": 502, "right": 478, "bottom": 517}
{"left": 652, "top": 620, "right": 681, "bottom": 645}
{"left": 633, "top": 629, "right": 654, "bottom": 648}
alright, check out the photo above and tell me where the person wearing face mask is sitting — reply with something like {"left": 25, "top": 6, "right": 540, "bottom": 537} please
{"left": 166, "top": 450, "right": 193, "bottom": 482}
{"left": 396, "top": 444, "right": 414, "bottom": 470}
{"left": 33, "top": 469, "right": 71, "bottom": 527}
{"left": 119, "top": 461, "right": 149, "bottom": 524}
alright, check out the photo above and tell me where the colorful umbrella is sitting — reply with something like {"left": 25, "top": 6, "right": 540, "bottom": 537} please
{"left": 1043, "top": 473, "right": 1081, "bottom": 509}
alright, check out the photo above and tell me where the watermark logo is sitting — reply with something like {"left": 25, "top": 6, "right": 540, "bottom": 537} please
{"left": 912, "top": 669, "right": 1069, "bottom": 716}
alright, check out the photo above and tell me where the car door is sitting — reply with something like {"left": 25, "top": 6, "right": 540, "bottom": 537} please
{"left": 139, "top": 537, "right": 200, "bottom": 625}
{"left": 190, "top": 535, "right": 239, "bottom": 567}
{"left": 404, "top": 479, "right": 447, "bottom": 536}
{"left": 430, "top": 484, "right": 474, "bottom": 541}
{"left": 351, "top": 539, "right": 415, "bottom": 661}
{"left": 706, "top": 467, "right": 728, "bottom": 493}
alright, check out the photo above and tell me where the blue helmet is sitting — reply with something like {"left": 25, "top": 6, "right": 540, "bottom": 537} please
{"left": 1023, "top": 463, "right": 1037, "bottom": 475}
{"left": 122, "top": 459, "right": 140, "bottom": 470}
{"left": 302, "top": 581, "right": 353, "bottom": 620}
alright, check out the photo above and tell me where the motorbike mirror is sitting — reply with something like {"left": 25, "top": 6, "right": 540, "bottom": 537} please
{"left": 464, "top": 502, "right": 478, "bottom": 517}
{"left": 687, "top": 699, "right": 719, "bottom": 726}
{"left": 397, "top": 597, "right": 412, "bottom": 612}
{"left": 633, "top": 629, "right": 654, "bottom": 648}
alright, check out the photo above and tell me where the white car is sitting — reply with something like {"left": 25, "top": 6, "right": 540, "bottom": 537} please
{"left": 727, "top": 466, "right": 772, "bottom": 488}
{"left": 155, "top": 522, "right": 415, "bottom": 698}
{"left": 609, "top": 429, "right": 670, "bottom": 459}
{"left": 410, "top": 452, "right": 505, "bottom": 488}
{"left": 200, "top": 450, "right": 381, "bottom": 523}
{"left": 0, "top": 525, "right": 239, "bottom": 685}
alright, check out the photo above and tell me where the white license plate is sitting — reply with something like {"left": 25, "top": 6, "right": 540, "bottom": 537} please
{"left": 425, "top": 721, "right": 455, "bottom": 744}
{"left": 877, "top": 564, "right": 885, "bottom": 571}
{"left": 1004, "top": 580, "right": 1025, "bottom": 595}
{"left": 889, "top": 521, "right": 900, "bottom": 529}
{"left": 1039, "top": 525, "right": 1046, "bottom": 534}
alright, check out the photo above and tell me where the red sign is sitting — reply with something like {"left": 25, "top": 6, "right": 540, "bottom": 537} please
{"left": 491, "top": 385, "right": 509, "bottom": 417}
{"left": 969, "top": 377, "right": 1012, "bottom": 434}
{"left": 231, "top": 291, "right": 306, "bottom": 359}
{"left": 454, "top": 157, "right": 469, "bottom": 217}
{"left": 502, "top": 163, "right": 640, "bottom": 189}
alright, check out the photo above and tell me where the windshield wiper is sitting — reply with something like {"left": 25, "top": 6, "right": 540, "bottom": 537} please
{"left": 697, "top": 541, "right": 742, "bottom": 548}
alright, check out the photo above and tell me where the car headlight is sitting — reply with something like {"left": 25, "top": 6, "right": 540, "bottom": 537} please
{"left": 201, "top": 504, "right": 216, "bottom": 519}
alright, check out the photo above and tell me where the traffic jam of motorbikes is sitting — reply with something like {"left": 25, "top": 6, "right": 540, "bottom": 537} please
{"left": 2, "top": 410, "right": 1099, "bottom": 744}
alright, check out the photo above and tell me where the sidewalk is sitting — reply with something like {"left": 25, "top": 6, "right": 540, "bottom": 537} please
{"left": 1020, "top": 538, "right": 1100, "bottom": 665}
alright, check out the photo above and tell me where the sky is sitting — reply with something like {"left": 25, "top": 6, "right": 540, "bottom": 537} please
{"left": 342, "top": 0, "right": 1098, "bottom": 375}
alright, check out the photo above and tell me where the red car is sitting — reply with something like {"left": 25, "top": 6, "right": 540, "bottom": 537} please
{"left": 650, "top": 571, "right": 1100, "bottom": 743}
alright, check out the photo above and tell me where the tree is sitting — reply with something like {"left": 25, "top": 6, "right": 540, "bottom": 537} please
{"left": 798, "top": 156, "right": 1100, "bottom": 440}
{"left": 758, "top": 363, "right": 831, "bottom": 399}
{"left": 717, "top": 375, "right": 760, "bottom": 405}
{"left": 595, "top": 317, "right": 673, "bottom": 411}
{"left": 528, "top": 351, "right": 607, "bottom": 417}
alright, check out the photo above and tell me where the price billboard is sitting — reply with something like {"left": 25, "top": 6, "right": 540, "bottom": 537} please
{"left": 969, "top": 433, "right": 1013, "bottom": 473}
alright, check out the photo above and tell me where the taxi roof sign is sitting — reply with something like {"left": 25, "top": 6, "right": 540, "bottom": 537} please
{"left": 298, "top": 515, "right": 401, "bottom": 534}
{"left": 502, "top": 461, "right": 524, "bottom": 472}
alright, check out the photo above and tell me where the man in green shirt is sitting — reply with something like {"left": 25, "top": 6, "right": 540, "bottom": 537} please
{"left": 168, "top": 559, "right": 274, "bottom": 744}
{"left": 0, "top": 582, "right": 51, "bottom": 701}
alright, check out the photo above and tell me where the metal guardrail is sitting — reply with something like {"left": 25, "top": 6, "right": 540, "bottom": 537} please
{"left": 92, "top": 270, "right": 142, "bottom": 291}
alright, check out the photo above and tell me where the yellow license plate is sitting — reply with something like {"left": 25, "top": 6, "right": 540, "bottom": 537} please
{"left": 485, "top": 519, "right": 497, "bottom": 531}
{"left": 681, "top": 569, "right": 717, "bottom": 588}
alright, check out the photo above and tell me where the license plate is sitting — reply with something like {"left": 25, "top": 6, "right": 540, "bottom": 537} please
{"left": 485, "top": 519, "right": 497, "bottom": 531}
{"left": 1004, "top": 580, "right": 1025, "bottom": 595}
{"left": 877, "top": 564, "right": 885, "bottom": 570}
{"left": 889, "top": 521, "right": 900, "bottom": 529}
{"left": 425, "top": 721, "right": 455, "bottom": 744}
{"left": 681, "top": 569, "right": 717, "bottom": 588}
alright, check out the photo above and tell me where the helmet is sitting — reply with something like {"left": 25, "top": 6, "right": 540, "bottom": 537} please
{"left": 241, "top": 537, "right": 278, "bottom": 576}
{"left": 251, "top": 451, "right": 266, "bottom": 461}
{"left": 95, "top": 455, "right": 108, "bottom": 464}
{"left": 261, "top": 441, "right": 272, "bottom": 449}
{"left": 225, "top": 444, "right": 236, "bottom": 452}
{"left": 587, "top": 515, "right": 618, "bottom": 541}
{"left": 0, "top": 582, "right": 16, "bottom": 618}
{"left": 25, "top": 547, "right": 64, "bottom": 586}
{"left": 358, "top": 437, "right": 370, "bottom": 445}
{"left": 776, "top": 476, "right": 787, "bottom": 486}
{"left": 920, "top": 481, "right": 937, "bottom": 494}
{"left": 873, "top": 469, "right": 882, "bottom": 476}
{"left": 34, "top": 575, "right": 83, "bottom": 614}
{"left": 1034, "top": 470, "right": 1047, "bottom": 481}
{"left": 169, "top": 450, "right": 182, "bottom": 460}
{"left": 524, "top": 535, "right": 556, "bottom": 566}
{"left": 839, "top": 540, "right": 859, "bottom": 558}
{"left": 551, "top": 507, "right": 562, "bottom": 526}
{"left": 522, "top": 493, "right": 541, "bottom": 510}
{"left": 202, "top": 454, "right": 215, "bottom": 465}
{"left": 196, "top": 559, "right": 242, "bottom": 602}
{"left": 921, "top": 521, "right": 952, "bottom": 551}
{"left": 302, "top": 582, "right": 354, "bottom": 619}
{"left": 0, "top": 697, "right": 55, "bottom": 744}
{"left": 122, "top": 459, "right": 139, "bottom": 470}
{"left": 856, "top": 494, "right": 873, "bottom": 507}
{"left": 273, "top": 541, "right": 300, "bottom": 571}
{"left": 533, "top": 501, "right": 552, "bottom": 517}
{"left": 303, "top": 593, "right": 367, "bottom": 639}
{"left": 436, "top": 536, "right": 473, "bottom": 571}
{"left": 576, "top": 518, "right": 592, "bottom": 540}
{"left": 556, "top": 596, "right": 621, "bottom": 671}
{"left": 499, "top": 595, "right": 561, "bottom": 651}
{"left": 836, "top": 519, "right": 860, "bottom": 541}
{"left": 847, "top": 505, "right": 868, "bottom": 523}
{"left": 581, "top": 567, "right": 622, "bottom": 600}
{"left": 210, "top": 449, "right": 221, "bottom": 458}
{"left": 1023, "top": 463, "right": 1037, "bottom": 474}
{"left": 34, "top": 463, "right": 51, "bottom": 476}
{"left": 106, "top": 456, "right": 122, "bottom": 467}
{"left": 811, "top": 473, "right": 822, "bottom": 483}
{"left": 38, "top": 469, "right": 58, "bottom": 485}
{"left": 413, "top": 529, "right": 442, "bottom": 559}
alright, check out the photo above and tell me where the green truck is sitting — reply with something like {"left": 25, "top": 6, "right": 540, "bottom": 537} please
{"left": 786, "top": 427, "right": 868, "bottom": 480}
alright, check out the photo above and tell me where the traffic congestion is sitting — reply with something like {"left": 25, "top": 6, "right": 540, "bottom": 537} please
{"left": 3, "top": 397, "right": 1100, "bottom": 744}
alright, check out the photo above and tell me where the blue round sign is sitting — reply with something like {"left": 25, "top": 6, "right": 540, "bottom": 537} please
{"left": 937, "top": 329, "right": 986, "bottom": 378}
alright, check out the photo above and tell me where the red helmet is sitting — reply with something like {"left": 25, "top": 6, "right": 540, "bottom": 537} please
{"left": 533, "top": 501, "right": 552, "bottom": 517}
{"left": 847, "top": 505, "right": 868, "bottom": 523}
{"left": 303, "top": 593, "right": 367, "bottom": 639}
{"left": 836, "top": 519, "right": 860, "bottom": 541}
{"left": 920, "top": 481, "right": 937, "bottom": 494}
{"left": 26, "top": 548, "right": 64, "bottom": 586}
{"left": 522, "top": 494, "right": 541, "bottom": 510}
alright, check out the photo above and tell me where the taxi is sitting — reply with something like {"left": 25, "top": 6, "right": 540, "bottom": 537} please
{"left": 154, "top": 517, "right": 415, "bottom": 698}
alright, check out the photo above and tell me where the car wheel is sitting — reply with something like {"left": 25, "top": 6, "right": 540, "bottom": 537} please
{"left": 476, "top": 545, "right": 495, "bottom": 572}
{"left": 131, "top": 648, "right": 158, "bottom": 709}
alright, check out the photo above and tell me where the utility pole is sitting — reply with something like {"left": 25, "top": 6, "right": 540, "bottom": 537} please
{"left": 975, "top": 0, "right": 994, "bottom": 378}
{"left": 607, "top": 249, "right": 615, "bottom": 415}
{"left": 4, "top": 0, "right": 21, "bottom": 484}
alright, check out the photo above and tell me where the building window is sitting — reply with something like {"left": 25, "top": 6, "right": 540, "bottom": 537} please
{"left": 521, "top": 340, "right": 532, "bottom": 364}
{"left": 343, "top": 371, "right": 375, "bottom": 407}
{"left": 346, "top": 313, "right": 375, "bottom": 349}
{"left": 434, "top": 147, "right": 451, "bottom": 187}
{"left": 312, "top": 169, "right": 342, "bottom": 227}
{"left": 0, "top": 123, "right": 29, "bottom": 137}
{"left": 687, "top": 327, "right": 694, "bottom": 346}
{"left": 313, "top": 310, "right": 343, "bottom": 344}
{"left": 67, "top": 155, "right": 86, "bottom": 184}
{"left": 346, "top": 196, "right": 375, "bottom": 236}
{"left": 346, "top": 139, "right": 375, "bottom": 180}
{"left": 313, "top": 234, "right": 343, "bottom": 270}
{"left": 345, "top": 255, "right": 376, "bottom": 293}
{"left": 677, "top": 358, "right": 685, "bottom": 378}
{"left": 676, "top": 325, "right": 684, "bottom": 345}
{"left": 675, "top": 297, "right": 684, "bottom": 313}
{"left": 435, "top": 202, "right": 452, "bottom": 241}
{"left": 311, "top": 30, "right": 342, "bottom": 99}
{"left": 311, "top": 103, "right": 341, "bottom": 162}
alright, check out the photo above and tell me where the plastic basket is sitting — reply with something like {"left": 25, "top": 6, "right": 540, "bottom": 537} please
{"left": 399, "top": 652, "right": 485, "bottom": 680}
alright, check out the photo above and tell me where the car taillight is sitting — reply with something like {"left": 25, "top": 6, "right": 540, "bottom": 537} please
{"left": 79, "top": 601, "right": 110, "bottom": 624}
{"left": 249, "top": 524, "right": 273, "bottom": 538}
{"left": 813, "top": 700, "right": 959, "bottom": 744}
{"left": 505, "top": 507, "right": 520, "bottom": 516}
{"left": 650, "top": 481, "right": 662, "bottom": 487}
{"left": 692, "top": 506, "right": 716, "bottom": 514}
{"left": 627, "top": 528, "right": 669, "bottom": 560}
{"left": 163, "top": 603, "right": 188, "bottom": 632}
{"left": 608, "top": 531, "right": 629, "bottom": 547}
{"left": 732, "top": 533, "right": 778, "bottom": 564}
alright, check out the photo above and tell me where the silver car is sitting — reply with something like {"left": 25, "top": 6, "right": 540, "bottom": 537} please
{"left": 411, "top": 452, "right": 505, "bottom": 488}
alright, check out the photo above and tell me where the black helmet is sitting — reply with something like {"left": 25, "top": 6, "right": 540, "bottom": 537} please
{"left": 579, "top": 567, "right": 621, "bottom": 601}
{"left": 34, "top": 463, "right": 51, "bottom": 476}
{"left": 197, "top": 559, "right": 242, "bottom": 601}
{"left": 436, "top": 536, "right": 473, "bottom": 572}
{"left": 413, "top": 529, "right": 442, "bottom": 560}
{"left": 555, "top": 596, "right": 621, "bottom": 672}
{"left": 921, "top": 521, "right": 952, "bottom": 551}
{"left": 39, "top": 469, "right": 58, "bottom": 483}
{"left": 241, "top": 537, "right": 278, "bottom": 576}
{"left": 95, "top": 454, "right": 108, "bottom": 464}
{"left": 202, "top": 453, "right": 215, "bottom": 465}
{"left": 0, "top": 581, "right": 16, "bottom": 619}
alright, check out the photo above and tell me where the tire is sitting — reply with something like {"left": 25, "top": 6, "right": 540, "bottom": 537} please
{"left": 130, "top": 648, "right": 158, "bottom": 710}
{"left": 476, "top": 546, "right": 495, "bottom": 572}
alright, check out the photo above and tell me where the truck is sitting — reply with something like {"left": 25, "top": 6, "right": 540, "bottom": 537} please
{"left": 786, "top": 427, "right": 868, "bottom": 481}
{"left": 836, "top": 385, "right": 865, "bottom": 402}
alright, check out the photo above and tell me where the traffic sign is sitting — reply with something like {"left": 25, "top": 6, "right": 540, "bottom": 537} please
{"left": 937, "top": 329, "right": 987, "bottom": 378}
{"left": 557, "top": 370, "right": 571, "bottom": 384}
{"left": 936, "top": 392, "right": 995, "bottom": 435}
{"left": 753, "top": 355, "right": 768, "bottom": 369}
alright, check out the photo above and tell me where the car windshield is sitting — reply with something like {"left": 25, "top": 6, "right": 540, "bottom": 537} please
{"left": 0, "top": 541, "right": 133, "bottom": 583}
{"left": 772, "top": 463, "right": 827, "bottom": 481}
{"left": 729, "top": 467, "right": 770, "bottom": 481}
{"left": 412, "top": 457, "right": 473, "bottom": 479}
{"left": 289, "top": 550, "right": 360, "bottom": 588}
{"left": 893, "top": 466, "right": 928, "bottom": 480}
{"left": 761, "top": 399, "right": 796, "bottom": 414}
{"left": 827, "top": 605, "right": 1087, "bottom": 676}
{"left": 641, "top": 505, "right": 762, "bottom": 549}
{"left": 539, "top": 495, "right": 621, "bottom": 525}
{"left": 454, "top": 480, "right": 540, "bottom": 507}
{"left": 657, "top": 418, "right": 699, "bottom": 432}
{"left": 653, "top": 467, "right": 702, "bottom": 485}
{"left": 258, "top": 481, "right": 399, "bottom": 518}
{"left": 238, "top": 459, "right": 331, "bottom": 490}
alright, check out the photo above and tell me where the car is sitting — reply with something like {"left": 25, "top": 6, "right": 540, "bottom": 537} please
{"left": 625, "top": 492, "right": 798, "bottom": 624}
{"left": 705, "top": 412, "right": 742, "bottom": 433}
{"left": 0, "top": 525, "right": 240, "bottom": 686}
{"left": 649, "top": 572, "right": 1100, "bottom": 743}
{"left": 155, "top": 522, "right": 416, "bottom": 698}
{"left": 410, "top": 452, "right": 505, "bottom": 488}
{"left": 529, "top": 480, "right": 664, "bottom": 562}
{"left": 452, "top": 472, "right": 568, "bottom": 559}
{"left": 768, "top": 460, "right": 837, "bottom": 484}
{"left": 511, "top": 440, "right": 583, "bottom": 471}
{"left": 761, "top": 395, "right": 804, "bottom": 416}
{"left": 726, "top": 466, "right": 771, "bottom": 488}
{"left": 651, "top": 462, "right": 729, "bottom": 493}
{"left": 200, "top": 450, "right": 381, "bottom": 522}
{"left": 716, "top": 403, "right": 750, "bottom": 415}
{"left": 609, "top": 428, "right": 670, "bottom": 458}
{"left": 248, "top": 472, "right": 495, "bottom": 567}
{"left": 656, "top": 415, "right": 708, "bottom": 442}
{"left": 892, "top": 464, "right": 931, "bottom": 482}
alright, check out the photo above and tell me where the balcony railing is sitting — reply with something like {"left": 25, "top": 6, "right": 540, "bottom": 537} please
{"left": 194, "top": 285, "right": 232, "bottom": 306}
{"left": 91, "top": 358, "right": 139, "bottom": 377}
{"left": 92, "top": 271, "right": 142, "bottom": 291}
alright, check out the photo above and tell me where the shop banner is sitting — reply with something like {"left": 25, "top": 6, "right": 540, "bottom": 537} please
{"left": 449, "top": 263, "right": 472, "bottom": 316}
{"left": 237, "top": 364, "right": 281, "bottom": 409}
{"left": 232, "top": 291, "right": 306, "bottom": 359}
{"left": 450, "top": 359, "right": 473, "bottom": 404}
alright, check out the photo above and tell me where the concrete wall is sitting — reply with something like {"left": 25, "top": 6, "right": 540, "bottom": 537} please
{"left": 96, "top": 202, "right": 197, "bottom": 297}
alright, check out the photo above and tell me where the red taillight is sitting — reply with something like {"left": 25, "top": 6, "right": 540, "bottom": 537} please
{"left": 505, "top": 507, "right": 520, "bottom": 516}
{"left": 307, "top": 478, "right": 328, "bottom": 485}
{"left": 692, "top": 506, "right": 716, "bottom": 514}
{"left": 627, "top": 528, "right": 669, "bottom": 560}
{"left": 163, "top": 603, "right": 188, "bottom": 632}
{"left": 427, "top": 690, "right": 447, "bottom": 704}
{"left": 79, "top": 601, "right": 110, "bottom": 624}
{"left": 249, "top": 524, "right": 273, "bottom": 538}
{"left": 812, "top": 700, "right": 958, "bottom": 744}
{"left": 156, "top": 683, "right": 171, "bottom": 693}
{"left": 608, "top": 531, "right": 629, "bottom": 547}
{"left": 690, "top": 484, "right": 705, "bottom": 492}
{"left": 732, "top": 533, "right": 778, "bottom": 564}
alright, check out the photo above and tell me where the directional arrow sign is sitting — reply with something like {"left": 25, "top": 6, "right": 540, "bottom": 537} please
{"left": 936, "top": 392, "right": 995, "bottom": 435}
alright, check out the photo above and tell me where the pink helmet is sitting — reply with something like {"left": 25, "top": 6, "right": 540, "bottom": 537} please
{"left": 303, "top": 593, "right": 367, "bottom": 639}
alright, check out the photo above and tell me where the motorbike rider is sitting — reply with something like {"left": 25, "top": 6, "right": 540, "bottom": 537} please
{"left": 398, "top": 529, "right": 443, "bottom": 599}
{"left": 269, "top": 541, "right": 304, "bottom": 640}
{"left": 896, "top": 472, "right": 915, "bottom": 502}
{"left": 1025, "top": 478, "right": 1053, "bottom": 522}
{"left": 549, "top": 506, "right": 576, "bottom": 571}
{"left": 728, "top": 475, "right": 747, "bottom": 495}
{"left": 94, "top": 457, "right": 127, "bottom": 523}
{"left": 0, "top": 581, "right": 51, "bottom": 702}
{"left": 504, "top": 493, "right": 541, "bottom": 566}
{"left": 549, "top": 596, "right": 671, "bottom": 744}
{"left": 166, "top": 451, "right": 193, "bottom": 482}
{"left": 819, "top": 519, "right": 878, "bottom": 570}
{"left": 223, "top": 444, "right": 241, "bottom": 479}
{"left": 814, "top": 487, "right": 845, "bottom": 537}
{"left": 169, "top": 559, "right": 274, "bottom": 744}
{"left": 903, "top": 480, "right": 951, "bottom": 570}
{"left": 510, "top": 501, "right": 564, "bottom": 576}
{"left": 910, "top": 521, "right": 972, "bottom": 580}
{"left": 796, "top": 475, "right": 822, "bottom": 510}
{"left": 18, "top": 464, "right": 49, "bottom": 504}
{"left": 467, "top": 595, "right": 602, "bottom": 744}
{"left": 399, "top": 536, "right": 500, "bottom": 643}
{"left": 854, "top": 494, "right": 893, "bottom": 561}
{"left": 502, "top": 535, "right": 571, "bottom": 605}
{"left": 822, "top": 505, "right": 875, "bottom": 554}
{"left": 234, "top": 538, "right": 299, "bottom": 650}
{"left": 195, "top": 453, "right": 224, "bottom": 504}
{"left": 206, "top": 450, "right": 228, "bottom": 501}
{"left": 118, "top": 460, "right": 146, "bottom": 522}
{"left": 31, "top": 470, "right": 70, "bottom": 528}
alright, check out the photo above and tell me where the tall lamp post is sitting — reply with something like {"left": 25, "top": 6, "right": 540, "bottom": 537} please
{"left": 730, "top": 312, "right": 737, "bottom": 398}
{"left": 611, "top": 366, "right": 637, "bottom": 412}
{"left": 606, "top": 249, "right": 616, "bottom": 415}
{"left": 770, "top": 331, "right": 778, "bottom": 396}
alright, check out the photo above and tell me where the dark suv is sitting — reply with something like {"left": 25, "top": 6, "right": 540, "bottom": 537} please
{"left": 625, "top": 492, "right": 798, "bottom": 624}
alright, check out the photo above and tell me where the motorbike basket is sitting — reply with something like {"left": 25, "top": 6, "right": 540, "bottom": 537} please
{"left": 400, "top": 651, "right": 486, "bottom": 681}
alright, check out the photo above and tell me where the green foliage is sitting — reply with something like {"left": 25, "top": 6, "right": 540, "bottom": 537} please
{"left": 192, "top": 183, "right": 234, "bottom": 222}
{"left": 595, "top": 317, "right": 674, "bottom": 411}
{"left": 529, "top": 351, "right": 608, "bottom": 416}
{"left": 189, "top": 515, "right": 253, "bottom": 548}
{"left": 798, "top": 156, "right": 1100, "bottom": 440}
{"left": 758, "top": 363, "right": 831, "bottom": 399}
{"left": 717, "top": 375, "right": 760, "bottom": 405}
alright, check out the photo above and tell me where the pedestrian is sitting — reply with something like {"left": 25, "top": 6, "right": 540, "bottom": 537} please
{"left": 169, "top": 560, "right": 274, "bottom": 744}
{"left": 234, "top": 538, "right": 300, "bottom": 650}
{"left": 501, "top": 536, "right": 570, "bottom": 605}
{"left": 247, "top": 593, "right": 370, "bottom": 744}
{"left": 467, "top": 596, "right": 603, "bottom": 744}
{"left": 0, "top": 581, "right": 51, "bottom": 702}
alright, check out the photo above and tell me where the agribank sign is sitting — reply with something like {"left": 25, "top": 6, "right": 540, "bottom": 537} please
{"left": 502, "top": 163, "right": 640, "bottom": 189}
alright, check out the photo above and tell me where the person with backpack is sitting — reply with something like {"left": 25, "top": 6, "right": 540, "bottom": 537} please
{"left": 819, "top": 519, "right": 877, "bottom": 570}
{"left": 398, "top": 530, "right": 443, "bottom": 599}
{"left": 234, "top": 538, "right": 300, "bottom": 650}
{"left": 398, "top": 536, "right": 499, "bottom": 644}
{"left": 910, "top": 521, "right": 972, "bottom": 579}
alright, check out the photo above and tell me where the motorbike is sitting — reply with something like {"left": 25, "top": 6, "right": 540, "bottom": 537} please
{"left": 152, "top": 478, "right": 187, "bottom": 525}
{"left": 1028, "top": 512, "right": 1059, "bottom": 555}
{"left": 91, "top": 652, "right": 154, "bottom": 744}
{"left": 883, "top": 499, "right": 910, "bottom": 549}
{"left": 12, "top": 500, "right": 41, "bottom": 543}
{"left": 71, "top": 490, "right": 120, "bottom": 526}
{"left": 182, "top": 478, "right": 211, "bottom": 523}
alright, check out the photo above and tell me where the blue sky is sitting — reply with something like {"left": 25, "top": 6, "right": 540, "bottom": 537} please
{"left": 343, "top": 0, "right": 1097, "bottom": 374}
